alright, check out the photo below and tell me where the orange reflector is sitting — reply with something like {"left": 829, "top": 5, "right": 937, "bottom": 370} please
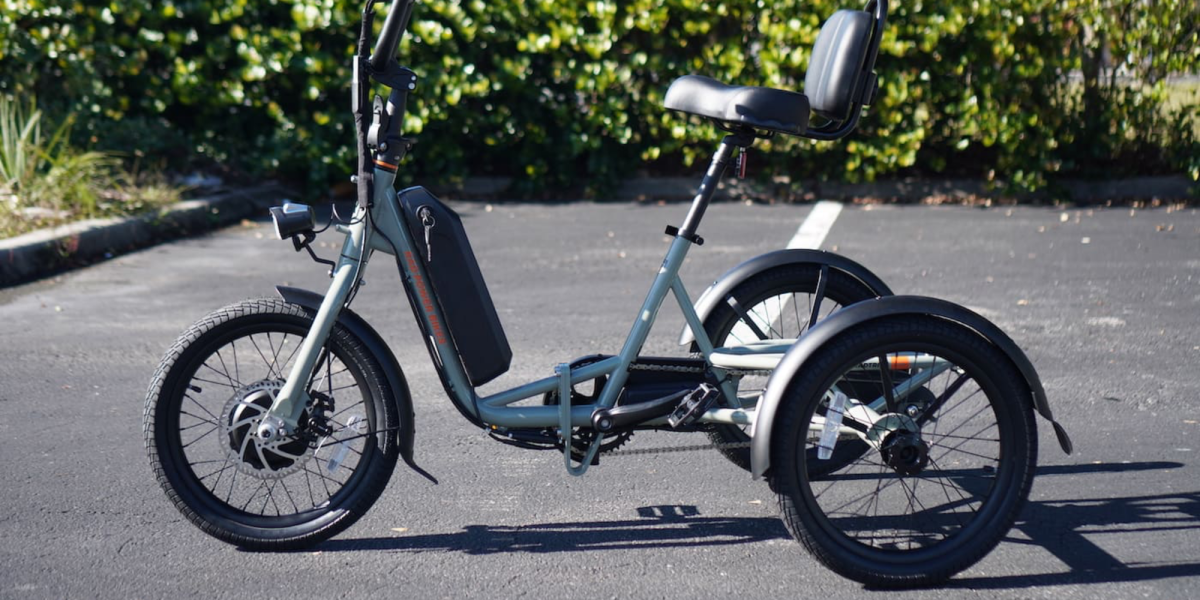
{"left": 888, "top": 355, "right": 913, "bottom": 369}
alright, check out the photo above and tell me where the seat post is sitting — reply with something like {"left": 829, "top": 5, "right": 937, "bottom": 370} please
{"left": 677, "top": 131, "right": 755, "bottom": 241}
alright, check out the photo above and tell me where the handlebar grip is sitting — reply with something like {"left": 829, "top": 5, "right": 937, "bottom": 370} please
{"left": 370, "top": 0, "right": 414, "bottom": 71}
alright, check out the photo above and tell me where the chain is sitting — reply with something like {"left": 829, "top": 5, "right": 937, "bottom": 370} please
{"left": 606, "top": 440, "right": 752, "bottom": 457}
{"left": 627, "top": 361, "right": 706, "bottom": 374}
{"left": 627, "top": 361, "right": 772, "bottom": 378}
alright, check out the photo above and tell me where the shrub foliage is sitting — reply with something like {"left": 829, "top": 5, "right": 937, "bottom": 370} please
{"left": 2, "top": 0, "right": 1196, "bottom": 197}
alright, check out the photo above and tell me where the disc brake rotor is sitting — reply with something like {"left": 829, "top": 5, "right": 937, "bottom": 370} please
{"left": 220, "top": 380, "right": 326, "bottom": 480}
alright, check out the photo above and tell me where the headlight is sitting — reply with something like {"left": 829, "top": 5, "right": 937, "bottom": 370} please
{"left": 269, "top": 202, "right": 316, "bottom": 240}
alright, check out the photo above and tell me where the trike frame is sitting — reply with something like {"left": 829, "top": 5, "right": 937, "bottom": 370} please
{"left": 264, "top": 131, "right": 765, "bottom": 476}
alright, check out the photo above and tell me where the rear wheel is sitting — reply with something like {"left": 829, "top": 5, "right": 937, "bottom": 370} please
{"left": 772, "top": 316, "right": 1037, "bottom": 587}
{"left": 144, "top": 298, "right": 399, "bottom": 550}
{"left": 698, "top": 265, "right": 879, "bottom": 471}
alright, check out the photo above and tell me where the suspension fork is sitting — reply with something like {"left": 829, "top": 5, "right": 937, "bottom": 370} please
{"left": 257, "top": 207, "right": 374, "bottom": 440}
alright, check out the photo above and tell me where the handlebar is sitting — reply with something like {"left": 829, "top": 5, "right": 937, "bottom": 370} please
{"left": 370, "top": 0, "right": 416, "bottom": 72}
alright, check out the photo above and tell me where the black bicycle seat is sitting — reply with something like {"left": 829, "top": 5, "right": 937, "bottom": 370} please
{"left": 664, "top": 75, "right": 810, "bottom": 135}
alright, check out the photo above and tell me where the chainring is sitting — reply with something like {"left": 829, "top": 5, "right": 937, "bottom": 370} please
{"left": 541, "top": 357, "right": 633, "bottom": 455}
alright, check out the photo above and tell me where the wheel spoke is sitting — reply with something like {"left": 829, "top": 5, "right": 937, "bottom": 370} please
{"left": 248, "top": 335, "right": 279, "bottom": 380}
{"left": 197, "top": 366, "right": 240, "bottom": 391}
{"left": 181, "top": 424, "right": 220, "bottom": 449}
{"left": 178, "top": 412, "right": 217, "bottom": 428}
{"left": 196, "top": 459, "right": 233, "bottom": 483}
{"left": 231, "top": 338, "right": 240, "bottom": 388}
{"left": 213, "top": 350, "right": 241, "bottom": 390}
{"left": 280, "top": 335, "right": 304, "bottom": 378}
{"left": 916, "top": 371, "right": 970, "bottom": 425}
{"left": 279, "top": 479, "right": 301, "bottom": 513}
{"left": 266, "top": 333, "right": 283, "bottom": 381}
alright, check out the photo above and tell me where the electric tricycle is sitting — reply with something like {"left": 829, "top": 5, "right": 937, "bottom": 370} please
{"left": 144, "top": 0, "right": 1073, "bottom": 587}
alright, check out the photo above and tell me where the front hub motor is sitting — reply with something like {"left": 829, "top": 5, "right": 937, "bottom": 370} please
{"left": 221, "top": 381, "right": 324, "bottom": 479}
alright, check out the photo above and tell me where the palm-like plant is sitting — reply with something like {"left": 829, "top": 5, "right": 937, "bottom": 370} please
{"left": 1, "top": 95, "right": 125, "bottom": 233}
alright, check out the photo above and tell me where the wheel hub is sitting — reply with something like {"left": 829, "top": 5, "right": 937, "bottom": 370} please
{"left": 220, "top": 381, "right": 330, "bottom": 479}
{"left": 880, "top": 431, "right": 930, "bottom": 476}
{"left": 865, "top": 413, "right": 930, "bottom": 476}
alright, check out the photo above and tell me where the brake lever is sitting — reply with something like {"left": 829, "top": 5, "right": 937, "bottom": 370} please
{"left": 292, "top": 231, "right": 337, "bottom": 274}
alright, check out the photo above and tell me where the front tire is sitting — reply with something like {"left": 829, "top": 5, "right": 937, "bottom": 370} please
{"left": 771, "top": 316, "right": 1037, "bottom": 587}
{"left": 144, "top": 298, "right": 399, "bottom": 550}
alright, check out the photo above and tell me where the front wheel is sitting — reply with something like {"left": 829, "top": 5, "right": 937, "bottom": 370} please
{"left": 771, "top": 316, "right": 1037, "bottom": 587}
{"left": 144, "top": 298, "right": 399, "bottom": 550}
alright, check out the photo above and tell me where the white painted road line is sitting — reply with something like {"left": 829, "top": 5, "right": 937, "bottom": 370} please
{"left": 788, "top": 200, "right": 844, "bottom": 249}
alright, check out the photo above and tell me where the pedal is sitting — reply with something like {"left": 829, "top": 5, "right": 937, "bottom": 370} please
{"left": 668, "top": 383, "right": 720, "bottom": 428}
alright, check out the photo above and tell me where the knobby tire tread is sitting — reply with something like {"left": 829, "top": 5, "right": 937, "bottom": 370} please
{"left": 143, "top": 298, "right": 399, "bottom": 551}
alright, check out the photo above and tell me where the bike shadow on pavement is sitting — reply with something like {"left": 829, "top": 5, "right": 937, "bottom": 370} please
{"left": 317, "top": 504, "right": 790, "bottom": 554}
{"left": 316, "top": 462, "right": 1200, "bottom": 589}
{"left": 952, "top": 461, "right": 1200, "bottom": 589}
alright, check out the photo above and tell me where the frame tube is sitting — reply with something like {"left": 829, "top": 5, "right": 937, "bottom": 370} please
{"left": 479, "top": 356, "right": 622, "bottom": 408}
{"left": 268, "top": 208, "right": 371, "bottom": 425}
{"left": 678, "top": 137, "right": 741, "bottom": 239}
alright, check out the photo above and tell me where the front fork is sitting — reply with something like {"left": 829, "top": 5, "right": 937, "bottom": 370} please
{"left": 256, "top": 206, "right": 374, "bottom": 441}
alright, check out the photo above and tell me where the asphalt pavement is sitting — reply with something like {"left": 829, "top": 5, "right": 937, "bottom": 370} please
{"left": 1, "top": 199, "right": 1198, "bottom": 599}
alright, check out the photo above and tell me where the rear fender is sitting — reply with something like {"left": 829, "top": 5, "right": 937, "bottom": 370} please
{"left": 277, "top": 286, "right": 436, "bottom": 484}
{"left": 679, "top": 249, "right": 893, "bottom": 346}
{"left": 750, "top": 295, "right": 1073, "bottom": 479}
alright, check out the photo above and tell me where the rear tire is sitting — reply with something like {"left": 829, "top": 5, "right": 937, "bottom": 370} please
{"left": 698, "top": 265, "right": 879, "bottom": 471}
{"left": 144, "top": 298, "right": 399, "bottom": 550}
{"left": 771, "top": 316, "right": 1037, "bottom": 587}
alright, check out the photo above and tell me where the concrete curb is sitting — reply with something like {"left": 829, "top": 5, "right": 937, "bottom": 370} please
{"left": 0, "top": 184, "right": 292, "bottom": 288}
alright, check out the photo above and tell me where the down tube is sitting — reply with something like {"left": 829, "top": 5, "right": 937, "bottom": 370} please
{"left": 369, "top": 181, "right": 482, "bottom": 423}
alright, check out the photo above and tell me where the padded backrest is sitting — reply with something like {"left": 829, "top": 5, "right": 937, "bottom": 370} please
{"left": 805, "top": 10, "right": 874, "bottom": 121}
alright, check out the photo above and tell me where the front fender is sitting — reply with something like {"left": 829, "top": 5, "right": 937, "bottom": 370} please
{"left": 277, "top": 286, "right": 435, "bottom": 484}
{"left": 679, "top": 249, "right": 893, "bottom": 346}
{"left": 749, "top": 295, "right": 1073, "bottom": 479}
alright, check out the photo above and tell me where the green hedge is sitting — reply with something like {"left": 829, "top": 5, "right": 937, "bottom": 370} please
{"left": 2, "top": 0, "right": 1196, "bottom": 198}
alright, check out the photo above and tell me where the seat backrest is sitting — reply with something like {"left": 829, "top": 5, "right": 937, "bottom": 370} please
{"left": 804, "top": 9, "right": 875, "bottom": 122}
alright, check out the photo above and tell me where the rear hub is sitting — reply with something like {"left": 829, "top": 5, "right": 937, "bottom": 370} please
{"left": 866, "top": 413, "right": 930, "bottom": 476}
{"left": 880, "top": 431, "right": 930, "bottom": 476}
